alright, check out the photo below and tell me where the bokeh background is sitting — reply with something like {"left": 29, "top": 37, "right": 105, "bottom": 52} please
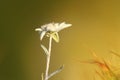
{"left": 1, "top": 0, "right": 120, "bottom": 80}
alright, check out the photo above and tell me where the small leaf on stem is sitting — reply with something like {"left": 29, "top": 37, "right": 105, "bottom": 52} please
{"left": 48, "top": 65, "right": 64, "bottom": 79}
{"left": 50, "top": 32, "right": 59, "bottom": 43}
{"left": 41, "top": 44, "right": 49, "bottom": 56}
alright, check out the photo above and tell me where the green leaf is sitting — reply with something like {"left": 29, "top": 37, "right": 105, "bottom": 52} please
{"left": 50, "top": 32, "right": 59, "bottom": 43}
{"left": 48, "top": 65, "right": 64, "bottom": 79}
{"left": 41, "top": 44, "right": 49, "bottom": 56}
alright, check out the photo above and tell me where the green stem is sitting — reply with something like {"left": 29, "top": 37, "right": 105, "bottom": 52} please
{"left": 45, "top": 37, "right": 52, "bottom": 80}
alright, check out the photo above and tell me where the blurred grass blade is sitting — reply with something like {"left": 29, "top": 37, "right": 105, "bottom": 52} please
{"left": 41, "top": 73, "right": 44, "bottom": 80}
{"left": 41, "top": 44, "right": 49, "bottom": 56}
{"left": 110, "top": 50, "right": 120, "bottom": 58}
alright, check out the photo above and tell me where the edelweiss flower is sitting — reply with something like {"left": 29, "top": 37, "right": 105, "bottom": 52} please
{"left": 35, "top": 22, "right": 72, "bottom": 42}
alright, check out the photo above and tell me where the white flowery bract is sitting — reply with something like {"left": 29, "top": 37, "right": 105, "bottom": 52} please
{"left": 35, "top": 22, "right": 72, "bottom": 42}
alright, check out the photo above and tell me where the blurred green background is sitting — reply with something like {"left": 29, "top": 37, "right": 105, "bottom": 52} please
{"left": 1, "top": 0, "right": 120, "bottom": 80}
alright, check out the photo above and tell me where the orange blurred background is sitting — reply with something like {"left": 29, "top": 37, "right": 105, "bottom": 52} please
{"left": 0, "top": 0, "right": 120, "bottom": 80}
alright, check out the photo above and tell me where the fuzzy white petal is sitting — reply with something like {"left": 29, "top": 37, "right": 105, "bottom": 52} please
{"left": 40, "top": 31, "right": 46, "bottom": 40}
{"left": 59, "top": 22, "right": 66, "bottom": 27}
{"left": 35, "top": 28, "right": 42, "bottom": 32}
{"left": 35, "top": 22, "right": 72, "bottom": 40}
{"left": 57, "top": 23, "right": 72, "bottom": 31}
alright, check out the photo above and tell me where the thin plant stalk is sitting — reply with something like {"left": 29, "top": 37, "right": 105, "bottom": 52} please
{"left": 35, "top": 22, "right": 72, "bottom": 80}
{"left": 45, "top": 36, "right": 52, "bottom": 80}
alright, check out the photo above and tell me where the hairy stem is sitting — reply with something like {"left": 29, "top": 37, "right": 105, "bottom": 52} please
{"left": 45, "top": 37, "right": 52, "bottom": 80}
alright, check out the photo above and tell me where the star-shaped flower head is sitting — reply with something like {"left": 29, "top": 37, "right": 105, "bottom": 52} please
{"left": 35, "top": 22, "right": 72, "bottom": 42}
